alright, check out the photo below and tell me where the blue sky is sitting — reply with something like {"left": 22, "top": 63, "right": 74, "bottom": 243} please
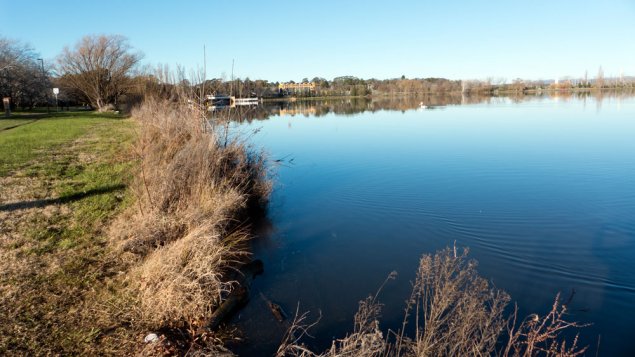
{"left": 2, "top": 0, "right": 634, "bottom": 82}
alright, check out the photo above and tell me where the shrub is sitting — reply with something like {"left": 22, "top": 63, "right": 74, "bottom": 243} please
{"left": 114, "top": 98, "right": 270, "bottom": 327}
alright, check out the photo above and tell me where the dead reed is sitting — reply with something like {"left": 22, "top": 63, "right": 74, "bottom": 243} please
{"left": 113, "top": 97, "right": 270, "bottom": 328}
{"left": 278, "top": 247, "right": 589, "bottom": 357}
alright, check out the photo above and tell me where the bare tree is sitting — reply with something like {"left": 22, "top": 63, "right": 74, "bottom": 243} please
{"left": 57, "top": 34, "right": 142, "bottom": 111}
{"left": 595, "top": 66, "right": 604, "bottom": 89}
{"left": 0, "top": 37, "right": 50, "bottom": 109}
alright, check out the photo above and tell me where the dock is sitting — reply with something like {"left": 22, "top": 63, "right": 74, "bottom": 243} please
{"left": 206, "top": 95, "right": 260, "bottom": 110}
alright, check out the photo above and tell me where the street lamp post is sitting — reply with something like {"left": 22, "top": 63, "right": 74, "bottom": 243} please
{"left": 37, "top": 58, "right": 50, "bottom": 114}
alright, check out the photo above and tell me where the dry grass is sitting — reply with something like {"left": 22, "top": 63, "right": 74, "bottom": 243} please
{"left": 278, "top": 247, "right": 589, "bottom": 357}
{"left": 502, "top": 294, "right": 589, "bottom": 357}
{"left": 277, "top": 284, "right": 390, "bottom": 357}
{"left": 0, "top": 95, "right": 269, "bottom": 354}
{"left": 0, "top": 114, "right": 140, "bottom": 355}
{"left": 393, "top": 247, "right": 509, "bottom": 356}
{"left": 113, "top": 97, "right": 270, "bottom": 330}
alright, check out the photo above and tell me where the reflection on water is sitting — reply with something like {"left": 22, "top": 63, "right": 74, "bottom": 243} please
{"left": 227, "top": 92, "right": 635, "bottom": 356}
{"left": 209, "top": 89, "right": 635, "bottom": 124}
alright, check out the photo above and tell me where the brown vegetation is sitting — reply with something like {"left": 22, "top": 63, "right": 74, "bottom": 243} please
{"left": 277, "top": 248, "right": 588, "bottom": 357}
{"left": 0, "top": 95, "right": 270, "bottom": 355}
{"left": 113, "top": 97, "right": 270, "bottom": 335}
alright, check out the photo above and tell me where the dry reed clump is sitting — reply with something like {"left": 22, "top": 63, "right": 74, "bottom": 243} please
{"left": 278, "top": 247, "right": 589, "bottom": 357}
{"left": 396, "top": 247, "right": 509, "bottom": 356}
{"left": 116, "top": 98, "right": 270, "bottom": 327}
{"left": 502, "top": 293, "right": 589, "bottom": 357}
{"left": 136, "top": 227, "right": 245, "bottom": 327}
{"left": 277, "top": 288, "right": 389, "bottom": 357}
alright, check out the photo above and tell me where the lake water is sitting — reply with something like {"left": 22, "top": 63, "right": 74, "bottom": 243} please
{"left": 227, "top": 93, "right": 635, "bottom": 356}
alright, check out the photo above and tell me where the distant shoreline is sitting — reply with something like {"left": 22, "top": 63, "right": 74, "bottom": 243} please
{"left": 261, "top": 86, "right": 632, "bottom": 103}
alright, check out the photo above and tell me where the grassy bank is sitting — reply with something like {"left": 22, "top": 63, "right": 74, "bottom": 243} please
{"left": 0, "top": 112, "right": 136, "bottom": 354}
{"left": 115, "top": 99, "right": 270, "bottom": 332}
{"left": 0, "top": 100, "right": 271, "bottom": 355}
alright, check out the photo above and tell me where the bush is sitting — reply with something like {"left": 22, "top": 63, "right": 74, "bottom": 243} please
{"left": 113, "top": 98, "right": 270, "bottom": 327}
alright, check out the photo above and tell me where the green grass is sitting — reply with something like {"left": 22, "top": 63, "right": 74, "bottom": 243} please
{"left": 20, "top": 115, "right": 134, "bottom": 251}
{"left": 0, "top": 111, "right": 138, "bottom": 355}
{"left": 0, "top": 118, "right": 39, "bottom": 131}
{"left": 0, "top": 112, "right": 128, "bottom": 176}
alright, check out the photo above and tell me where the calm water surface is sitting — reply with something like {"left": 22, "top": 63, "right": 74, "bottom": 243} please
{"left": 228, "top": 94, "right": 635, "bottom": 356}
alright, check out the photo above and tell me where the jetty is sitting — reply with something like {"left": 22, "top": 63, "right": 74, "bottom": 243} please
{"left": 205, "top": 95, "right": 259, "bottom": 110}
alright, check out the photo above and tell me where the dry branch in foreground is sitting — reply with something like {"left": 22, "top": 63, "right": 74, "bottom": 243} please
{"left": 278, "top": 248, "right": 589, "bottom": 357}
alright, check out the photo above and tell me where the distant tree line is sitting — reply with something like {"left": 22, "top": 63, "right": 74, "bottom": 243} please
{"left": 2, "top": 33, "right": 635, "bottom": 112}
{"left": 198, "top": 73, "right": 635, "bottom": 99}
